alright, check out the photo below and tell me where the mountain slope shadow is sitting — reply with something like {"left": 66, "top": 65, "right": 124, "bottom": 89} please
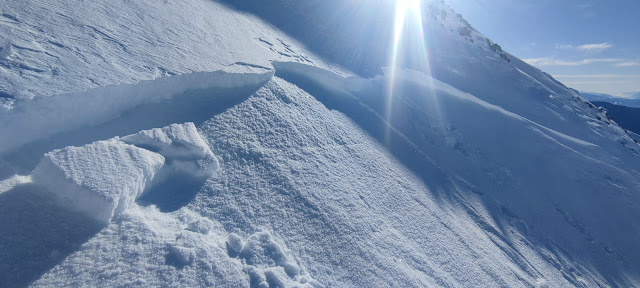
{"left": 216, "top": 0, "right": 396, "bottom": 76}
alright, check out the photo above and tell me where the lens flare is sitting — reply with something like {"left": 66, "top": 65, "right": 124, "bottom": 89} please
{"left": 385, "top": 0, "right": 434, "bottom": 146}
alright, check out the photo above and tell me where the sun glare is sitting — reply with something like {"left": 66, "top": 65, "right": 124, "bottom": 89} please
{"left": 385, "top": 0, "right": 434, "bottom": 146}
{"left": 404, "top": 0, "right": 423, "bottom": 13}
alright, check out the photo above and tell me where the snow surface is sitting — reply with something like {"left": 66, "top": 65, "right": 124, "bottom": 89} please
{"left": 1, "top": 0, "right": 640, "bottom": 287}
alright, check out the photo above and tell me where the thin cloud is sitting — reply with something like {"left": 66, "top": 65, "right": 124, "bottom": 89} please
{"left": 615, "top": 61, "right": 640, "bottom": 67}
{"left": 554, "top": 43, "right": 612, "bottom": 52}
{"left": 524, "top": 57, "right": 622, "bottom": 66}
{"left": 577, "top": 43, "right": 612, "bottom": 51}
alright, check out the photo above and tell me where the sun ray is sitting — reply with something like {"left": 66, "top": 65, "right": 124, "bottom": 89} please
{"left": 386, "top": 0, "right": 436, "bottom": 146}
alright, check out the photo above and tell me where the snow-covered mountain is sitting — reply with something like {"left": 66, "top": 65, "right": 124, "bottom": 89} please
{"left": 580, "top": 91, "right": 640, "bottom": 108}
{"left": 1, "top": 0, "right": 640, "bottom": 287}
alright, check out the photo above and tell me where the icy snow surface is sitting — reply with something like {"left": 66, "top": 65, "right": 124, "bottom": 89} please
{"left": 1, "top": 0, "right": 640, "bottom": 287}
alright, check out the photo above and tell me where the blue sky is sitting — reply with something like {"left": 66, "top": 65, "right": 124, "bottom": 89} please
{"left": 446, "top": 0, "right": 640, "bottom": 96}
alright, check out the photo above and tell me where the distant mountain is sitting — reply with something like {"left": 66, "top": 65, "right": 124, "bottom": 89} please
{"left": 580, "top": 91, "right": 640, "bottom": 108}
{"left": 592, "top": 101, "right": 640, "bottom": 140}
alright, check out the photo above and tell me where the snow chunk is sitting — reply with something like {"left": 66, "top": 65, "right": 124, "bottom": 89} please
{"left": 31, "top": 140, "right": 165, "bottom": 223}
{"left": 177, "top": 208, "right": 217, "bottom": 235}
{"left": 121, "top": 122, "right": 218, "bottom": 178}
{"left": 226, "top": 233, "right": 244, "bottom": 254}
{"left": 166, "top": 244, "right": 195, "bottom": 268}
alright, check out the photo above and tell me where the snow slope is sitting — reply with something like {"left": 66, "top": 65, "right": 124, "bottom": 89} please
{"left": 1, "top": 0, "right": 640, "bottom": 287}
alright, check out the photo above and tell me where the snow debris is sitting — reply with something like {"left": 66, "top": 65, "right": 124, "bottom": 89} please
{"left": 31, "top": 206, "right": 249, "bottom": 287}
{"left": 166, "top": 244, "right": 196, "bottom": 268}
{"left": 178, "top": 209, "right": 217, "bottom": 235}
{"left": 233, "top": 231, "right": 324, "bottom": 288}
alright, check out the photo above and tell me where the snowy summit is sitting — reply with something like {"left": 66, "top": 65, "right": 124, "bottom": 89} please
{"left": 1, "top": 0, "right": 639, "bottom": 287}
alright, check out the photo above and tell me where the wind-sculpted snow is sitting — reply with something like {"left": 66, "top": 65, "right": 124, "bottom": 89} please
{"left": 3, "top": 71, "right": 640, "bottom": 286}
{"left": 193, "top": 77, "right": 594, "bottom": 286}
{"left": 0, "top": 0, "right": 327, "bottom": 101}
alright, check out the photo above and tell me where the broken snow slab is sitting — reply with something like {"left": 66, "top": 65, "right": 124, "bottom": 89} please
{"left": 121, "top": 122, "right": 219, "bottom": 178}
{"left": 31, "top": 139, "right": 165, "bottom": 224}
{"left": 30, "top": 122, "right": 218, "bottom": 223}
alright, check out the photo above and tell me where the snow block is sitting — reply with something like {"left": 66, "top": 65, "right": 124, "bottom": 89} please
{"left": 30, "top": 123, "right": 217, "bottom": 223}
{"left": 226, "top": 233, "right": 244, "bottom": 254}
{"left": 32, "top": 140, "right": 165, "bottom": 223}
{"left": 121, "top": 122, "right": 219, "bottom": 178}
